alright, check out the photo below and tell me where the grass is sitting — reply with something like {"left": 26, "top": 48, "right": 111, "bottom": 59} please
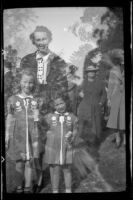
{"left": 5, "top": 131, "right": 126, "bottom": 193}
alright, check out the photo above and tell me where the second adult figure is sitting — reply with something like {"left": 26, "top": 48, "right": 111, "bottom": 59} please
{"left": 77, "top": 64, "right": 106, "bottom": 148}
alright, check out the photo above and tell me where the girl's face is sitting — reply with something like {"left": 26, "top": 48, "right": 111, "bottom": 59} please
{"left": 54, "top": 98, "right": 66, "bottom": 114}
{"left": 20, "top": 74, "right": 34, "bottom": 95}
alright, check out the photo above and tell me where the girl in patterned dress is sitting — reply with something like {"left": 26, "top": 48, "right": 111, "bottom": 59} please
{"left": 43, "top": 95, "right": 78, "bottom": 193}
{"left": 5, "top": 69, "right": 42, "bottom": 193}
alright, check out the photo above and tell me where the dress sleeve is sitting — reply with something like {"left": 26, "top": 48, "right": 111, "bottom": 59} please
{"left": 6, "top": 96, "right": 15, "bottom": 137}
{"left": 40, "top": 113, "right": 51, "bottom": 133}
{"left": 48, "top": 57, "right": 68, "bottom": 95}
{"left": 100, "top": 81, "right": 107, "bottom": 105}
{"left": 7, "top": 96, "right": 15, "bottom": 115}
{"left": 120, "top": 72, "right": 125, "bottom": 93}
{"left": 44, "top": 113, "right": 51, "bottom": 124}
{"left": 71, "top": 114, "right": 78, "bottom": 138}
{"left": 20, "top": 56, "right": 30, "bottom": 69}
{"left": 107, "top": 71, "right": 118, "bottom": 100}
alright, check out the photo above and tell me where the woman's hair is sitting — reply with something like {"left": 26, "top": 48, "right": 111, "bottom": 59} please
{"left": 86, "top": 48, "right": 101, "bottom": 60}
{"left": 108, "top": 49, "right": 124, "bottom": 66}
{"left": 29, "top": 26, "right": 52, "bottom": 45}
{"left": 12, "top": 68, "right": 37, "bottom": 94}
{"left": 54, "top": 94, "right": 67, "bottom": 104}
{"left": 49, "top": 92, "right": 72, "bottom": 112}
{"left": 83, "top": 48, "right": 101, "bottom": 78}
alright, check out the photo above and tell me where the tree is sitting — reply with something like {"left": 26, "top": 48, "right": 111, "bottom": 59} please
{"left": 69, "top": 7, "right": 123, "bottom": 53}
{"left": 92, "top": 7, "right": 123, "bottom": 52}
{"left": 67, "top": 7, "right": 110, "bottom": 83}
{"left": 3, "top": 8, "right": 37, "bottom": 56}
{"left": 68, "top": 7, "right": 124, "bottom": 84}
{"left": 69, "top": 43, "right": 93, "bottom": 85}
{"left": 70, "top": 44, "right": 92, "bottom": 64}
{"left": 68, "top": 7, "right": 108, "bottom": 45}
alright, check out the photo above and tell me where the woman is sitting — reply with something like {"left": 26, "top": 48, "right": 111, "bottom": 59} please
{"left": 105, "top": 49, "right": 125, "bottom": 147}
{"left": 20, "top": 26, "right": 68, "bottom": 113}
{"left": 77, "top": 64, "right": 106, "bottom": 148}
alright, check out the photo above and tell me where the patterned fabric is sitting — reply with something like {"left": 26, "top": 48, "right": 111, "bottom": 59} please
{"left": 36, "top": 52, "right": 50, "bottom": 84}
{"left": 6, "top": 94, "right": 41, "bottom": 162}
{"left": 43, "top": 112, "right": 77, "bottom": 166}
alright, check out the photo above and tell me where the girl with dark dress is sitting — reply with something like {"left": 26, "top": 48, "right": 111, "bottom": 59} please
{"left": 43, "top": 96, "right": 78, "bottom": 193}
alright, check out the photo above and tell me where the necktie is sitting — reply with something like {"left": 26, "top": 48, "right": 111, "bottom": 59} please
{"left": 36, "top": 54, "right": 49, "bottom": 84}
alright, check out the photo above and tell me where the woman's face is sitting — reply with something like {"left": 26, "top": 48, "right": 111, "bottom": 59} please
{"left": 54, "top": 98, "right": 66, "bottom": 114}
{"left": 20, "top": 74, "right": 34, "bottom": 95}
{"left": 34, "top": 31, "right": 50, "bottom": 54}
{"left": 87, "top": 71, "right": 96, "bottom": 78}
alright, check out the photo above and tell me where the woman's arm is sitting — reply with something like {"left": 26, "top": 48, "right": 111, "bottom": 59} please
{"left": 71, "top": 116, "right": 78, "bottom": 143}
{"left": 107, "top": 72, "right": 117, "bottom": 102}
{"left": 99, "top": 81, "right": 107, "bottom": 106}
{"left": 77, "top": 83, "right": 84, "bottom": 98}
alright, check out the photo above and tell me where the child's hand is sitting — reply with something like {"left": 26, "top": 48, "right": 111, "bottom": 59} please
{"left": 79, "top": 91, "right": 84, "bottom": 98}
{"left": 107, "top": 99, "right": 111, "bottom": 107}
{"left": 33, "top": 109, "right": 39, "bottom": 121}
{"left": 20, "top": 153, "right": 26, "bottom": 160}
{"left": 65, "top": 131, "right": 73, "bottom": 145}
{"left": 33, "top": 142, "right": 39, "bottom": 158}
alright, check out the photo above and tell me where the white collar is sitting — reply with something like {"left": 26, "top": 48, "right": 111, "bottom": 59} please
{"left": 17, "top": 94, "right": 33, "bottom": 99}
{"left": 55, "top": 111, "right": 69, "bottom": 116}
{"left": 36, "top": 51, "right": 51, "bottom": 60}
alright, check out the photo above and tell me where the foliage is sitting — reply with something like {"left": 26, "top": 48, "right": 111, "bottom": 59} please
{"left": 69, "top": 43, "right": 93, "bottom": 85}
{"left": 67, "top": 7, "right": 124, "bottom": 85}
{"left": 92, "top": 7, "right": 123, "bottom": 52}
{"left": 4, "top": 45, "right": 18, "bottom": 65}
{"left": 4, "top": 9, "right": 37, "bottom": 36}
{"left": 69, "top": 7, "right": 123, "bottom": 53}
{"left": 4, "top": 9, "right": 37, "bottom": 55}
{"left": 68, "top": 7, "right": 107, "bottom": 45}
{"left": 70, "top": 44, "right": 92, "bottom": 65}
